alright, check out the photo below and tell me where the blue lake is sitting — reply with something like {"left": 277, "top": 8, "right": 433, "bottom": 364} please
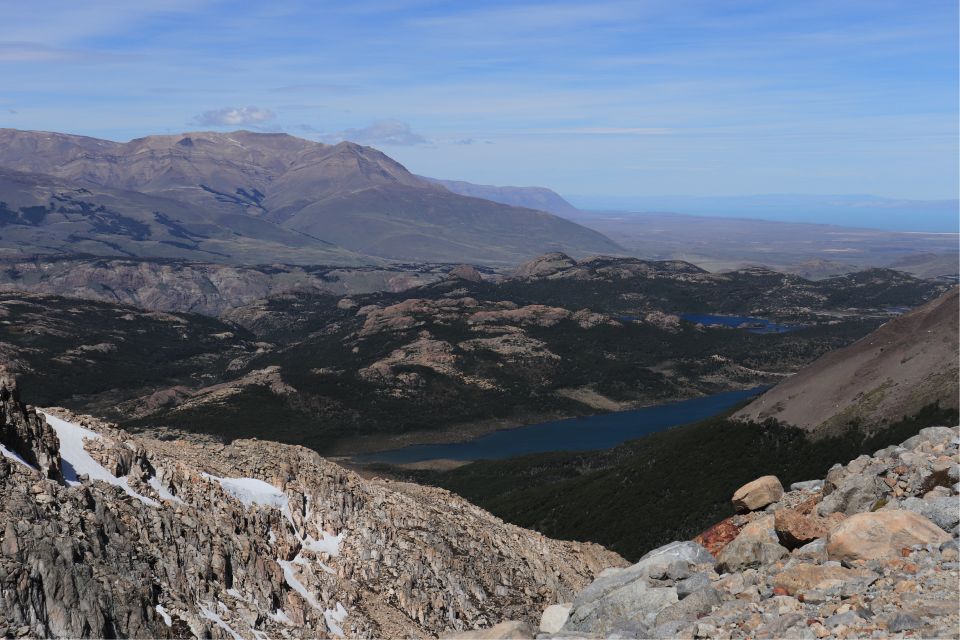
{"left": 679, "top": 313, "right": 799, "bottom": 334}
{"left": 354, "top": 387, "right": 766, "bottom": 465}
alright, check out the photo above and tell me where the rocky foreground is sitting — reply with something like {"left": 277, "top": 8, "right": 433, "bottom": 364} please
{"left": 479, "top": 425, "right": 959, "bottom": 640}
{"left": 0, "top": 370, "right": 620, "bottom": 639}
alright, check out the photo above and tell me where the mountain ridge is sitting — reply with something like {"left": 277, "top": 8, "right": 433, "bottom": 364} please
{"left": 0, "top": 128, "right": 621, "bottom": 265}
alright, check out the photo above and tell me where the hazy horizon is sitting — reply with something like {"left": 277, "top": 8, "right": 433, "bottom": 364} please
{"left": 2, "top": 1, "right": 957, "bottom": 202}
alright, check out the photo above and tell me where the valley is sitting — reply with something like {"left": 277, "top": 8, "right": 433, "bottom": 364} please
{"left": 0, "top": 253, "right": 946, "bottom": 459}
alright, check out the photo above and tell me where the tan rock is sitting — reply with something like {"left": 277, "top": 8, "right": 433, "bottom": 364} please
{"left": 444, "top": 620, "right": 536, "bottom": 639}
{"left": 772, "top": 563, "right": 869, "bottom": 595}
{"left": 732, "top": 475, "right": 784, "bottom": 513}
{"left": 774, "top": 508, "right": 845, "bottom": 549}
{"left": 826, "top": 510, "right": 951, "bottom": 562}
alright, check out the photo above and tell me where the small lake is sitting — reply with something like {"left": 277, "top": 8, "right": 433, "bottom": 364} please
{"left": 354, "top": 387, "right": 765, "bottom": 465}
{"left": 679, "top": 313, "right": 799, "bottom": 334}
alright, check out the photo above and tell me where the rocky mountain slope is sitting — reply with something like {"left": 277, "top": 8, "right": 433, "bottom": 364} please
{"left": 0, "top": 257, "right": 455, "bottom": 316}
{"left": 735, "top": 288, "right": 959, "bottom": 435}
{"left": 419, "top": 177, "right": 581, "bottom": 217}
{"left": 0, "top": 370, "right": 621, "bottom": 638}
{"left": 0, "top": 129, "right": 621, "bottom": 265}
{"left": 513, "top": 424, "right": 960, "bottom": 639}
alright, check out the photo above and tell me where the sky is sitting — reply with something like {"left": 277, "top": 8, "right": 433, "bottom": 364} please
{"left": 1, "top": 0, "right": 958, "bottom": 201}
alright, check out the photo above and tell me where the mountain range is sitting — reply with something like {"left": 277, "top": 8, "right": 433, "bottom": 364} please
{"left": 0, "top": 129, "right": 620, "bottom": 265}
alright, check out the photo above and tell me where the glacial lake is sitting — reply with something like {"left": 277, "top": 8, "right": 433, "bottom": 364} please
{"left": 679, "top": 313, "right": 800, "bottom": 334}
{"left": 354, "top": 387, "right": 766, "bottom": 465}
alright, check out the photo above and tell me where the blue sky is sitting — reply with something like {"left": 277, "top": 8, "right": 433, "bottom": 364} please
{"left": 1, "top": 0, "right": 957, "bottom": 200}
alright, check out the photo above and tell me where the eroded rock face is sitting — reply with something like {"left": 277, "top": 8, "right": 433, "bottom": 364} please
{"left": 0, "top": 369, "right": 62, "bottom": 482}
{"left": 0, "top": 386, "right": 623, "bottom": 638}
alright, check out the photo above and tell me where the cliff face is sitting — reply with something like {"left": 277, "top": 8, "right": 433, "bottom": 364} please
{"left": 0, "top": 375, "right": 623, "bottom": 639}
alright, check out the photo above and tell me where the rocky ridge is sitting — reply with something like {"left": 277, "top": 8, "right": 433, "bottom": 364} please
{"left": 0, "top": 372, "right": 622, "bottom": 639}
{"left": 509, "top": 425, "right": 960, "bottom": 640}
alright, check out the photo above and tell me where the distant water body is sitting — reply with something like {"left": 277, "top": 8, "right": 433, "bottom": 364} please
{"left": 679, "top": 313, "right": 800, "bottom": 334}
{"left": 355, "top": 387, "right": 766, "bottom": 465}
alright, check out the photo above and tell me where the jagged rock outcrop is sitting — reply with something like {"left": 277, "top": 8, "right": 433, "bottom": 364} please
{"left": 533, "top": 425, "right": 960, "bottom": 639}
{"left": 0, "top": 377, "right": 623, "bottom": 639}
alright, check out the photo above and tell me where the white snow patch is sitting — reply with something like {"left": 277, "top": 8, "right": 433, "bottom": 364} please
{"left": 0, "top": 443, "right": 33, "bottom": 470}
{"left": 148, "top": 475, "right": 185, "bottom": 505}
{"left": 303, "top": 531, "right": 343, "bottom": 557}
{"left": 226, "top": 588, "right": 243, "bottom": 600}
{"left": 41, "top": 412, "right": 159, "bottom": 507}
{"left": 278, "top": 558, "right": 321, "bottom": 610}
{"left": 324, "top": 602, "right": 348, "bottom": 638}
{"left": 155, "top": 604, "right": 172, "bottom": 627}
{"left": 202, "top": 473, "right": 288, "bottom": 510}
{"left": 198, "top": 603, "right": 243, "bottom": 640}
{"left": 269, "top": 609, "right": 293, "bottom": 625}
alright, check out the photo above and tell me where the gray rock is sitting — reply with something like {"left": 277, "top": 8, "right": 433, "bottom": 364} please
{"left": 789, "top": 479, "right": 824, "bottom": 492}
{"left": 654, "top": 587, "right": 723, "bottom": 627}
{"left": 887, "top": 612, "right": 921, "bottom": 632}
{"left": 817, "top": 472, "right": 887, "bottom": 516}
{"left": 716, "top": 515, "right": 789, "bottom": 571}
{"left": 675, "top": 573, "right": 710, "bottom": 599}
{"left": 902, "top": 426, "right": 957, "bottom": 450}
{"left": 900, "top": 496, "right": 960, "bottom": 531}
{"left": 792, "top": 538, "right": 828, "bottom": 563}
{"left": 825, "top": 611, "right": 864, "bottom": 629}
{"left": 563, "top": 567, "right": 678, "bottom": 636}
{"left": 639, "top": 540, "right": 716, "bottom": 567}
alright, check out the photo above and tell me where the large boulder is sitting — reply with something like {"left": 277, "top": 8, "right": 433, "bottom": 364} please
{"left": 716, "top": 515, "right": 789, "bottom": 571}
{"left": 771, "top": 563, "right": 877, "bottom": 596}
{"left": 731, "top": 475, "right": 784, "bottom": 513}
{"left": 898, "top": 496, "right": 960, "bottom": 532}
{"left": 826, "top": 510, "right": 951, "bottom": 562}
{"left": 817, "top": 472, "right": 888, "bottom": 516}
{"left": 538, "top": 604, "right": 570, "bottom": 634}
{"left": 560, "top": 543, "right": 713, "bottom": 637}
{"left": 774, "top": 508, "right": 845, "bottom": 549}
{"left": 653, "top": 586, "right": 723, "bottom": 627}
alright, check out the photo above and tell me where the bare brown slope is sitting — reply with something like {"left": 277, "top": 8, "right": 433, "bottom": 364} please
{"left": 0, "top": 128, "right": 622, "bottom": 264}
{"left": 734, "top": 287, "right": 959, "bottom": 434}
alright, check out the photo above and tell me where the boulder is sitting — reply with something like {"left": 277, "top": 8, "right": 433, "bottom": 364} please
{"left": 538, "top": 604, "right": 570, "bottom": 634}
{"left": 716, "top": 515, "right": 789, "bottom": 571}
{"left": 694, "top": 517, "right": 742, "bottom": 556}
{"left": 817, "top": 472, "right": 888, "bottom": 516}
{"left": 826, "top": 510, "right": 951, "bottom": 562}
{"left": 732, "top": 475, "right": 784, "bottom": 513}
{"left": 771, "top": 563, "right": 877, "bottom": 596}
{"left": 653, "top": 586, "right": 723, "bottom": 627}
{"left": 562, "top": 558, "right": 680, "bottom": 636}
{"left": 792, "top": 538, "right": 828, "bottom": 563}
{"left": 790, "top": 479, "right": 824, "bottom": 492}
{"left": 774, "top": 508, "right": 844, "bottom": 549}
{"left": 899, "top": 496, "right": 960, "bottom": 532}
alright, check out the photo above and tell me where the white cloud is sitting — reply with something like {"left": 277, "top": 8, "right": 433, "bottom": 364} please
{"left": 321, "top": 120, "right": 428, "bottom": 146}
{"left": 195, "top": 106, "right": 275, "bottom": 126}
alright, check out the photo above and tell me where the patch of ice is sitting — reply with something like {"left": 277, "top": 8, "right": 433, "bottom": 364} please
{"left": 202, "top": 473, "right": 288, "bottom": 510}
{"left": 303, "top": 531, "right": 343, "bottom": 557}
{"left": 41, "top": 412, "right": 159, "bottom": 507}
{"left": 148, "top": 475, "right": 185, "bottom": 505}
{"left": 198, "top": 603, "right": 243, "bottom": 640}
{"left": 155, "top": 604, "right": 172, "bottom": 627}
{"left": 0, "top": 443, "right": 33, "bottom": 470}
{"left": 324, "top": 602, "right": 348, "bottom": 638}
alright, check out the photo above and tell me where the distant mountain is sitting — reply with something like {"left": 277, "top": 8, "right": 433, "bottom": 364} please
{"left": 734, "top": 287, "right": 959, "bottom": 434}
{"left": 0, "top": 129, "right": 620, "bottom": 265}
{"left": 569, "top": 194, "right": 960, "bottom": 233}
{"left": 421, "top": 176, "right": 581, "bottom": 217}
